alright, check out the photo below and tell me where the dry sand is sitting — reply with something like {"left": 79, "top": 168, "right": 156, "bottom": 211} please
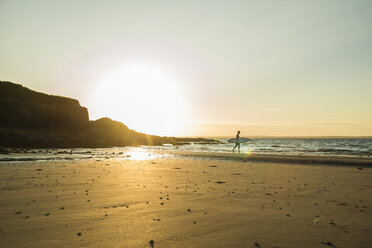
{"left": 0, "top": 154, "right": 371, "bottom": 248}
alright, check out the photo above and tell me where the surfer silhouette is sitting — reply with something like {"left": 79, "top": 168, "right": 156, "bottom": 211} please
{"left": 232, "top": 130, "right": 241, "bottom": 152}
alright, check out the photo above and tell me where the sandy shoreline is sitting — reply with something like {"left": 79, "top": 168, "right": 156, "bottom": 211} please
{"left": 0, "top": 154, "right": 371, "bottom": 247}
{"left": 2, "top": 150, "right": 372, "bottom": 167}
{"left": 159, "top": 151, "right": 372, "bottom": 167}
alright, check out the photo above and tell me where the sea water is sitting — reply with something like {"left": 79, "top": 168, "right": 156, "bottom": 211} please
{"left": 155, "top": 138, "right": 372, "bottom": 157}
{"left": 1, "top": 138, "right": 372, "bottom": 162}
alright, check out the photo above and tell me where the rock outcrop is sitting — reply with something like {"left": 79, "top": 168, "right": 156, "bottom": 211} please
{"left": 0, "top": 81, "right": 218, "bottom": 148}
{"left": 0, "top": 81, "right": 89, "bottom": 130}
{"left": 88, "top": 117, "right": 160, "bottom": 147}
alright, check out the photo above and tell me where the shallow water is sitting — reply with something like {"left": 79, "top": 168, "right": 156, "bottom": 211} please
{"left": 1, "top": 138, "right": 372, "bottom": 162}
{"left": 167, "top": 138, "right": 372, "bottom": 157}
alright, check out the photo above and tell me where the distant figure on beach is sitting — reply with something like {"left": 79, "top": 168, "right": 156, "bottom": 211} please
{"left": 232, "top": 130, "right": 240, "bottom": 153}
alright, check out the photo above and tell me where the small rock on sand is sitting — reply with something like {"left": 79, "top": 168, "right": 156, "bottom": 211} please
{"left": 321, "top": 241, "right": 336, "bottom": 247}
{"left": 149, "top": 240, "right": 154, "bottom": 247}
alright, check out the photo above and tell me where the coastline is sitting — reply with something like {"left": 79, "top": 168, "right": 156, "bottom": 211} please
{"left": 160, "top": 151, "right": 372, "bottom": 167}
{"left": 1, "top": 149, "right": 372, "bottom": 167}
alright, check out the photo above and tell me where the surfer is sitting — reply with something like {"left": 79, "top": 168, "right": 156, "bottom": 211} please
{"left": 232, "top": 130, "right": 241, "bottom": 152}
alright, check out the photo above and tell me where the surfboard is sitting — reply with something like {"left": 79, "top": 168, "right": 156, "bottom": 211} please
{"left": 227, "top": 137, "right": 250, "bottom": 143}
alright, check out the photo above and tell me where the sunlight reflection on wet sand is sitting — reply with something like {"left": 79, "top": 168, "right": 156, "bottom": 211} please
{"left": 120, "top": 148, "right": 163, "bottom": 161}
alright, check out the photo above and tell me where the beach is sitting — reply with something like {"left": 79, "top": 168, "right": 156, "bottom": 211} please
{"left": 0, "top": 153, "right": 371, "bottom": 248}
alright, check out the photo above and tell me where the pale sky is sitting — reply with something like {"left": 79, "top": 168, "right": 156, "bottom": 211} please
{"left": 1, "top": 0, "right": 372, "bottom": 136}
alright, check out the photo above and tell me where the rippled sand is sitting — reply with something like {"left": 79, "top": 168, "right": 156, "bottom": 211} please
{"left": 0, "top": 154, "right": 371, "bottom": 247}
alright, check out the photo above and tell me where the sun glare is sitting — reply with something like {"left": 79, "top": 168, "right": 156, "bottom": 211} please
{"left": 90, "top": 63, "right": 189, "bottom": 136}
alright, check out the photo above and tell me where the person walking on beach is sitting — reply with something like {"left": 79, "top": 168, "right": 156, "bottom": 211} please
{"left": 232, "top": 130, "right": 240, "bottom": 153}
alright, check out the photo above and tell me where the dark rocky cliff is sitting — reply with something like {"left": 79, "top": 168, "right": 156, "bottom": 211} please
{"left": 0, "top": 81, "right": 89, "bottom": 130}
{"left": 0, "top": 81, "right": 218, "bottom": 148}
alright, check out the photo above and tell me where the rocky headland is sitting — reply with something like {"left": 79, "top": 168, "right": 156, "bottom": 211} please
{"left": 0, "top": 81, "right": 218, "bottom": 148}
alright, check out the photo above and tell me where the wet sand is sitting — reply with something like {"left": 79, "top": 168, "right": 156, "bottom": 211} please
{"left": 0, "top": 155, "right": 371, "bottom": 248}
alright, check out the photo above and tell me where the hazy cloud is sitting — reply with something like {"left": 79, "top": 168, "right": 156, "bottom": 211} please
{"left": 308, "top": 123, "right": 366, "bottom": 127}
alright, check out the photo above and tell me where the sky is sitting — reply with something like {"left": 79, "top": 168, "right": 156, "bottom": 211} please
{"left": 1, "top": 0, "right": 372, "bottom": 136}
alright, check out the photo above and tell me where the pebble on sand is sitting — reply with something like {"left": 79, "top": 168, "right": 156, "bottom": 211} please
{"left": 149, "top": 240, "right": 154, "bottom": 247}
{"left": 321, "top": 241, "right": 336, "bottom": 247}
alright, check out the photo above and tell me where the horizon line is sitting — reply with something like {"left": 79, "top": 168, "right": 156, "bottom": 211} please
{"left": 177, "top": 135, "right": 372, "bottom": 139}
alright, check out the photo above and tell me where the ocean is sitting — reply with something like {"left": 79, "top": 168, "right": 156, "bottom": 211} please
{"left": 159, "top": 138, "right": 372, "bottom": 157}
{"left": 1, "top": 138, "right": 372, "bottom": 162}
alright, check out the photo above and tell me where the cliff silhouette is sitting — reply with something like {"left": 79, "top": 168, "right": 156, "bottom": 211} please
{"left": 0, "top": 81, "right": 89, "bottom": 130}
{"left": 0, "top": 81, "right": 217, "bottom": 148}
